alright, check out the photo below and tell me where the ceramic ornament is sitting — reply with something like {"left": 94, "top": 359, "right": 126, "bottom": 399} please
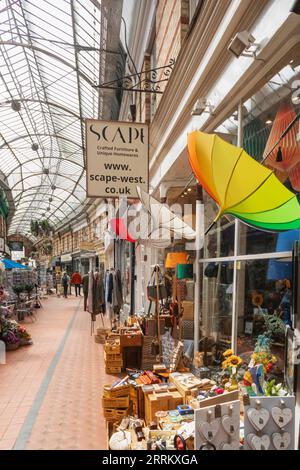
{"left": 272, "top": 432, "right": 291, "bottom": 450}
{"left": 247, "top": 406, "right": 270, "bottom": 431}
{"left": 198, "top": 419, "right": 220, "bottom": 441}
{"left": 271, "top": 406, "right": 293, "bottom": 429}
{"left": 221, "top": 415, "right": 237, "bottom": 436}
{"left": 247, "top": 433, "right": 271, "bottom": 450}
{"left": 220, "top": 441, "right": 240, "bottom": 450}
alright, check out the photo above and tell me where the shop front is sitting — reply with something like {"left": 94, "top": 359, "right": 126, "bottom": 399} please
{"left": 60, "top": 253, "right": 73, "bottom": 275}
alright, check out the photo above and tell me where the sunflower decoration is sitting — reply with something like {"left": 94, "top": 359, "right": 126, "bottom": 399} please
{"left": 222, "top": 350, "right": 243, "bottom": 375}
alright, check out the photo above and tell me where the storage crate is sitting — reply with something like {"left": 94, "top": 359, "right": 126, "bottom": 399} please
{"left": 105, "top": 359, "right": 123, "bottom": 369}
{"left": 94, "top": 335, "right": 106, "bottom": 344}
{"left": 105, "top": 365, "right": 122, "bottom": 374}
{"left": 103, "top": 383, "right": 131, "bottom": 398}
{"left": 104, "top": 339, "right": 120, "bottom": 354}
{"left": 114, "top": 408, "right": 129, "bottom": 420}
{"left": 120, "top": 333, "right": 143, "bottom": 347}
{"left": 104, "top": 407, "right": 129, "bottom": 421}
{"left": 102, "top": 396, "right": 130, "bottom": 409}
{"left": 104, "top": 351, "right": 123, "bottom": 362}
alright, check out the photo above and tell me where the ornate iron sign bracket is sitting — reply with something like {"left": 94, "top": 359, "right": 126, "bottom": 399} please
{"left": 94, "top": 58, "right": 175, "bottom": 94}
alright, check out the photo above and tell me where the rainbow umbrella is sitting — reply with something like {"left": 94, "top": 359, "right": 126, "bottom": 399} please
{"left": 187, "top": 131, "right": 300, "bottom": 232}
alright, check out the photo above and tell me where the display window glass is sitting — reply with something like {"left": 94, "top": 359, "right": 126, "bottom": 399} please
{"left": 199, "top": 49, "right": 300, "bottom": 376}
{"left": 236, "top": 257, "right": 291, "bottom": 378}
{"left": 201, "top": 261, "right": 234, "bottom": 350}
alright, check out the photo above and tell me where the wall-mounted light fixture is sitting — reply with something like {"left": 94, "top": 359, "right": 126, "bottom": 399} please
{"left": 228, "top": 30, "right": 259, "bottom": 58}
{"left": 191, "top": 98, "right": 215, "bottom": 116}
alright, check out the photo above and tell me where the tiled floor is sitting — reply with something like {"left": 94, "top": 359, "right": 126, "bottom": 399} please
{"left": 0, "top": 294, "right": 113, "bottom": 450}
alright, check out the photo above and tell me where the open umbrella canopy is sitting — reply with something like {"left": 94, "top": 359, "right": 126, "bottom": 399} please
{"left": 187, "top": 131, "right": 300, "bottom": 232}
{"left": 0, "top": 258, "right": 29, "bottom": 270}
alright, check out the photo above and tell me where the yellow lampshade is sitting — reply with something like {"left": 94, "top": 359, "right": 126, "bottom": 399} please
{"left": 165, "top": 252, "right": 188, "bottom": 269}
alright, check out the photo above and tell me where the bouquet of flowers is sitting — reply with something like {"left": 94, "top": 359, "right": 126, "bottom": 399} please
{"left": 222, "top": 349, "right": 244, "bottom": 391}
{"left": 222, "top": 349, "right": 243, "bottom": 375}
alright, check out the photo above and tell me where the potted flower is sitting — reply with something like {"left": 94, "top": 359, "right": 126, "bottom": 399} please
{"left": 222, "top": 349, "right": 243, "bottom": 391}
{"left": 3, "top": 330, "right": 20, "bottom": 350}
{"left": 17, "top": 326, "right": 32, "bottom": 346}
{"left": 24, "top": 283, "right": 34, "bottom": 300}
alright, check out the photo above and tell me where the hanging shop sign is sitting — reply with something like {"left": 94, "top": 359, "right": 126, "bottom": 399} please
{"left": 86, "top": 119, "right": 148, "bottom": 198}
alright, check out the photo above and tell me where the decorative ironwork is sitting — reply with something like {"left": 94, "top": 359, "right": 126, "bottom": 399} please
{"left": 95, "top": 58, "right": 175, "bottom": 94}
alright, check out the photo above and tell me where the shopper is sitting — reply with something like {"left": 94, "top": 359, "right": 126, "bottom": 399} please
{"left": 62, "top": 272, "right": 70, "bottom": 299}
{"left": 71, "top": 270, "right": 82, "bottom": 297}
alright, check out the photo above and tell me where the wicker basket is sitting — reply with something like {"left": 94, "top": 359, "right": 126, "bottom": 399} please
{"left": 5, "top": 342, "right": 20, "bottom": 351}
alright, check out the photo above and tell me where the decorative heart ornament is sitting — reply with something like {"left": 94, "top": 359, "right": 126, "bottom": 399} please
{"left": 222, "top": 415, "right": 237, "bottom": 436}
{"left": 272, "top": 432, "right": 291, "bottom": 450}
{"left": 271, "top": 407, "right": 293, "bottom": 429}
{"left": 198, "top": 419, "right": 220, "bottom": 441}
{"left": 247, "top": 433, "right": 270, "bottom": 450}
{"left": 247, "top": 407, "right": 270, "bottom": 431}
{"left": 220, "top": 441, "right": 240, "bottom": 450}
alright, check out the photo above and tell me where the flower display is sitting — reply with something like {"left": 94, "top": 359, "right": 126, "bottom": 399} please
{"left": 0, "top": 317, "right": 32, "bottom": 347}
{"left": 222, "top": 350, "right": 243, "bottom": 375}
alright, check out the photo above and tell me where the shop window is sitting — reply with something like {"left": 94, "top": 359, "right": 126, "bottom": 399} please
{"left": 236, "top": 257, "right": 290, "bottom": 377}
{"left": 203, "top": 191, "right": 235, "bottom": 259}
{"left": 201, "top": 260, "right": 234, "bottom": 353}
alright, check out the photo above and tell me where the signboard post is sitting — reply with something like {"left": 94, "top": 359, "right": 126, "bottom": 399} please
{"left": 85, "top": 119, "right": 148, "bottom": 198}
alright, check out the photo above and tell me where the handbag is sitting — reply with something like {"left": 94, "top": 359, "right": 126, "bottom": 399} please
{"left": 147, "top": 267, "right": 168, "bottom": 301}
{"left": 204, "top": 262, "right": 219, "bottom": 278}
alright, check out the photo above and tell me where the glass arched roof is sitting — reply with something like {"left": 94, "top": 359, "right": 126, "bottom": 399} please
{"left": 0, "top": 0, "right": 108, "bottom": 240}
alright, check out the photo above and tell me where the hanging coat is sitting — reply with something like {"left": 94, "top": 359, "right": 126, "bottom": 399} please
{"left": 93, "top": 272, "right": 105, "bottom": 315}
{"left": 106, "top": 272, "right": 114, "bottom": 304}
{"left": 112, "top": 269, "right": 123, "bottom": 308}
{"left": 87, "top": 271, "right": 94, "bottom": 314}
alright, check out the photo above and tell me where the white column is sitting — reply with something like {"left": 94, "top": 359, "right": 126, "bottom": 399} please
{"left": 194, "top": 198, "right": 204, "bottom": 355}
{"left": 231, "top": 100, "right": 243, "bottom": 353}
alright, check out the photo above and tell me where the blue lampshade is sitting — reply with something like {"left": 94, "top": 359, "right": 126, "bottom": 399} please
{"left": 267, "top": 230, "right": 299, "bottom": 280}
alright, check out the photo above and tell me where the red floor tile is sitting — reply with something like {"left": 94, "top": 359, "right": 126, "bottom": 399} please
{"left": 0, "top": 295, "right": 114, "bottom": 450}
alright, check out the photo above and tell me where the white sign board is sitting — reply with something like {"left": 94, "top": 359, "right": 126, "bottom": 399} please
{"left": 86, "top": 119, "right": 148, "bottom": 198}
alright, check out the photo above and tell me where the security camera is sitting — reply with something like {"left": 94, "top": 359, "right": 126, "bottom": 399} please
{"left": 228, "top": 30, "right": 256, "bottom": 58}
{"left": 191, "top": 99, "right": 208, "bottom": 116}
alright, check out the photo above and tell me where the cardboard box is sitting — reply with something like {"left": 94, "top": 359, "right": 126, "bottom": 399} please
{"left": 182, "top": 301, "right": 194, "bottom": 321}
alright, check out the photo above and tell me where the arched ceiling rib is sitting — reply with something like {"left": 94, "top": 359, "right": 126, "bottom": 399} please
{"left": 0, "top": 0, "right": 111, "bottom": 238}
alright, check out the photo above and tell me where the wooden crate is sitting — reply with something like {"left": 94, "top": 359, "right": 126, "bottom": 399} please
{"left": 105, "top": 365, "right": 122, "bottom": 374}
{"left": 103, "top": 407, "right": 129, "bottom": 420}
{"left": 120, "top": 333, "right": 143, "bottom": 347}
{"left": 102, "top": 396, "right": 129, "bottom": 409}
{"left": 94, "top": 335, "right": 106, "bottom": 344}
{"left": 104, "top": 339, "right": 120, "bottom": 354}
{"left": 144, "top": 390, "right": 183, "bottom": 424}
{"left": 104, "top": 351, "right": 123, "bottom": 363}
{"left": 188, "top": 390, "right": 239, "bottom": 409}
{"left": 103, "top": 383, "right": 131, "bottom": 398}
